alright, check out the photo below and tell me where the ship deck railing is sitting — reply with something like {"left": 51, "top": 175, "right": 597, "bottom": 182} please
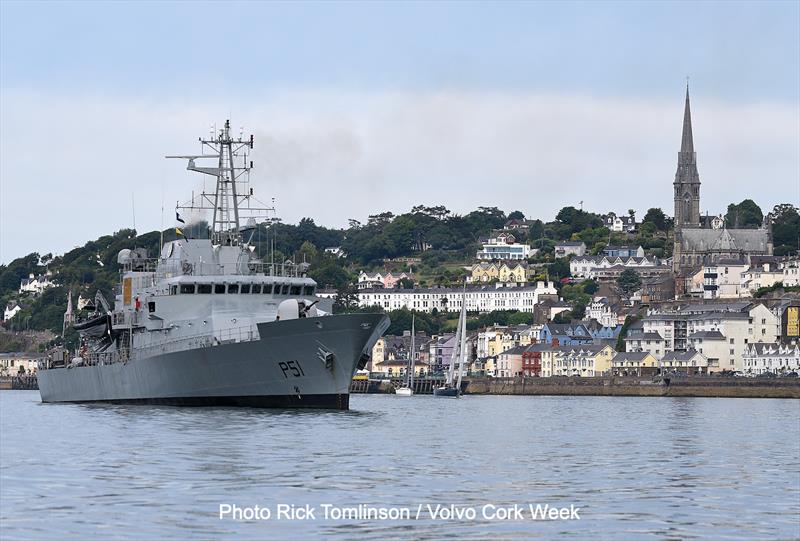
{"left": 42, "top": 326, "right": 261, "bottom": 369}
{"left": 121, "top": 259, "right": 306, "bottom": 278}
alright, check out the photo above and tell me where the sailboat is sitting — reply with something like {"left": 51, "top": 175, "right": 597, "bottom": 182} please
{"left": 395, "top": 315, "right": 415, "bottom": 396}
{"left": 434, "top": 285, "right": 467, "bottom": 398}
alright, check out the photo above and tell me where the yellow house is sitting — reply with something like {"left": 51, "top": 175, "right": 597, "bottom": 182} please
{"left": 498, "top": 263, "right": 527, "bottom": 284}
{"left": 611, "top": 351, "right": 659, "bottom": 375}
{"left": 470, "top": 263, "right": 500, "bottom": 283}
{"left": 552, "top": 345, "right": 615, "bottom": 377}
{"left": 370, "top": 337, "right": 385, "bottom": 372}
{"left": 373, "top": 359, "right": 428, "bottom": 377}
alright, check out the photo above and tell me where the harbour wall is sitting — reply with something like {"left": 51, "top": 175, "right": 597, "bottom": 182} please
{"left": 352, "top": 376, "right": 800, "bottom": 399}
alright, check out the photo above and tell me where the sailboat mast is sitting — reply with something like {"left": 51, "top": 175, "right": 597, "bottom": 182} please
{"left": 409, "top": 315, "right": 415, "bottom": 389}
{"left": 456, "top": 295, "right": 467, "bottom": 390}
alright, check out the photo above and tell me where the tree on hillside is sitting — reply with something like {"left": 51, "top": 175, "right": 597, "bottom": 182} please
{"left": 642, "top": 208, "right": 668, "bottom": 231}
{"left": 770, "top": 203, "right": 800, "bottom": 256}
{"left": 508, "top": 210, "right": 525, "bottom": 221}
{"left": 617, "top": 269, "right": 642, "bottom": 296}
{"left": 725, "top": 199, "right": 763, "bottom": 228}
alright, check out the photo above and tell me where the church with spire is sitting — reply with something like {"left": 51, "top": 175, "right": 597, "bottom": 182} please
{"left": 671, "top": 85, "right": 772, "bottom": 294}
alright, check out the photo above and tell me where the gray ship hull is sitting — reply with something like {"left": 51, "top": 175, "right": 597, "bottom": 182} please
{"left": 38, "top": 313, "right": 388, "bottom": 410}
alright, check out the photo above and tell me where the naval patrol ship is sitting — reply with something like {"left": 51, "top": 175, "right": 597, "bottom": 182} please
{"left": 37, "top": 121, "right": 389, "bottom": 409}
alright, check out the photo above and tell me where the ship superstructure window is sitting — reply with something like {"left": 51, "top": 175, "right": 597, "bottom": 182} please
{"left": 215, "top": 284, "right": 225, "bottom": 294}
{"left": 251, "top": 284, "right": 262, "bottom": 294}
{"left": 170, "top": 285, "right": 177, "bottom": 295}
{"left": 303, "top": 286, "right": 315, "bottom": 296}
{"left": 281, "top": 285, "right": 290, "bottom": 295}
{"left": 262, "top": 284, "right": 273, "bottom": 294}
{"left": 290, "top": 285, "right": 301, "bottom": 296}
{"left": 197, "top": 284, "right": 212, "bottom": 294}
{"left": 240, "top": 284, "right": 251, "bottom": 294}
{"left": 228, "top": 284, "right": 239, "bottom": 294}
{"left": 180, "top": 284, "right": 195, "bottom": 294}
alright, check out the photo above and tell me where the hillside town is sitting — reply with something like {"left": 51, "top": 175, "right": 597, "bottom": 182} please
{"left": 0, "top": 88, "right": 799, "bottom": 381}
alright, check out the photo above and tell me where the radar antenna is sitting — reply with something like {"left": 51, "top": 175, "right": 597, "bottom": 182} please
{"left": 167, "top": 120, "right": 273, "bottom": 246}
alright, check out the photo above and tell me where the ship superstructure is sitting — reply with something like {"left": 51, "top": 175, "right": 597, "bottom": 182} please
{"left": 38, "top": 121, "right": 388, "bottom": 409}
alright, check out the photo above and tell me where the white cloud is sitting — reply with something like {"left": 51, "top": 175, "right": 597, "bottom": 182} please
{"left": 1, "top": 88, "right": 797, "bottom": 263}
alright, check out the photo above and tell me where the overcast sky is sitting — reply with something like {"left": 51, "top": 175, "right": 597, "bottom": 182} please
{"left": 1, "top": 1, "right": 798, "bottom": 264}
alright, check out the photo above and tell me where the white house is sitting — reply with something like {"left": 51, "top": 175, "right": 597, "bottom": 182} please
{"left": 702, "top": 260, "right": 750, "bottom": 299}
{"left": 324, "top": 247, "right": 346, "bottom": 258}
{"left": 741, "top": 261, "right": 784, "bottom": 293}
{"left": 742, "top": 343, "right": 800, "bottom": 375}
{"left": 19, "top": 273, "right": 55, "bottom": 296}
{"left": 476, "top": 232, "right": 531, "bottom": 261}
{"left": 587, "top": 297, "right": 617, "bottom": 328}
{"left": 3, "top": 303, "right": 21, "bottom": 322}
{"left": 781, "top": 256, "right": 800, "bottom": 287}
{"left": 554, "top": 241, "right": 586, "bottom": 259}
{"left": 570, "top": 255, "right": 660, "bottom": 279}
{"left": 603, "top": 212, "right": 637, "bottom": 233}
{"left": 358, "top": 282, "right": 557, "bottom": 314}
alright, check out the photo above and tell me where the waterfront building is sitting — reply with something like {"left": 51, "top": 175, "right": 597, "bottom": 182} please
{"left": 476, "top": 232, "right": 531, "bottom": 261}
{"left": 554, "top": 241, "right": 586, "bottom": 258}
{"left": 358, "top": 282, "right": 557, "bottom": 314}
{"left": 611, "top": 351, "right": 659, "bottom": 376}
{"left": 496, "top": 345, "right": 526, "bottom": 377}
{"left": 742, "top": 343, "right": 800, "bottom": 375}
{"left": 551, "top": 344, "right": 615, "bottom": 377}
{"left": 0, "top": 353, "right": 37, "bottom": 375}
{"left": 659, "top": 349, "right": 709, "bottom": 374}
{"left": 357, "top": 271, "right": 414, "bottom": 290}
{"left": 671, "top": 86, "right": 772, "bottom": 291}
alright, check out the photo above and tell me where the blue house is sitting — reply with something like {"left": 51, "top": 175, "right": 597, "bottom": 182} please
{"left": 539, "top": 323, "right": 594, "bottom": 346}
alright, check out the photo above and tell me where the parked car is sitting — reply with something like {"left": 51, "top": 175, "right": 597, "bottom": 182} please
{"left": 783, "top": 372, "right": 798, "bottom": 378}
{"left": 757, "top": 371, "right": 778, "bottom": 378}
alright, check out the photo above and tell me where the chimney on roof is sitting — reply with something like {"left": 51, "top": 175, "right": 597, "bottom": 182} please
{"left": 551, "top": 338, "right": 559, "bottom": 347}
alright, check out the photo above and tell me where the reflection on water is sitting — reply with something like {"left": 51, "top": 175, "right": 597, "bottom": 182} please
{"left": 1, "top": 392, "right": 798, "bottom": 540}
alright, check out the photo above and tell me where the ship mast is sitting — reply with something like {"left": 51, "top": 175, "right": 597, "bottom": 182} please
{"left": 168, "top": 120, "right": 272, "bottom": 246}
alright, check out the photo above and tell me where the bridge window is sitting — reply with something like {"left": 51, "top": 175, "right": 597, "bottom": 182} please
{"left": 251, "top": 284, "right": 262, "bottom": 294}
{"left": 262, "top": 284, "right": 273, "bottom": 294}
{"left": 303, "top": 285, "right": 315, "bottom": 296}
{"left": 228, "top": 284, "right": 239, "bottom": 294}
{"left": 180, "top": 284, "right": 195, "bottom": 294}
{"left": 240, "top": 284, "right": 251, "bottom": 294}
{"left": 197, "top": 284, "right": 212, "bottom": 294}
{"left": 215, "top": 284, "right": 225, "bottom": 294}
{"left": 290, "top": 285, "right": 302, "bottom": 296}
{"left": 281, "top": 285, "right": 289, "bottom": 295}
{"left": 170, "top": 285, "right": 177, "bottom": 295}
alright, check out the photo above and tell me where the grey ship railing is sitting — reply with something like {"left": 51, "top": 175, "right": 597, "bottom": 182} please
{"left": 44, "top": 326, "right": 260, "bottom": 369}
{"left": 121, "top": 259, "right": 306, "bottom": 278}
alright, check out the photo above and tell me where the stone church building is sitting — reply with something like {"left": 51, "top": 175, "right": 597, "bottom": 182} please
{"left": 671, "top": 86, "right": 772, "bottom": 294}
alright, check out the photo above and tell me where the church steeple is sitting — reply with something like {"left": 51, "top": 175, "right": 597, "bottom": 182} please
{"left": 680, "top": 84, "right": 694, "bottom": 154}
{"left": 674, "top": 82, "right": 701, "bottom": 228}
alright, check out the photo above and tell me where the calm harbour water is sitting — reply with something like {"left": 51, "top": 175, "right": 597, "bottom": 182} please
{"left": 1, "top": 391, "right": 799, "bottom": 540}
